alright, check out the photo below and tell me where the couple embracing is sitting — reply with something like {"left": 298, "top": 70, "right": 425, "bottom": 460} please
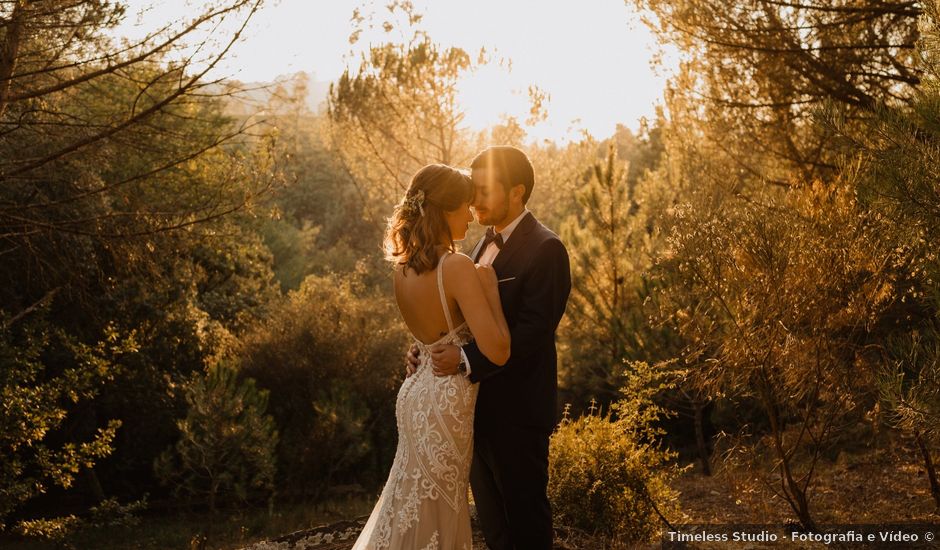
{"left": 352, "top": 146, "right": 572, "bottom": 550}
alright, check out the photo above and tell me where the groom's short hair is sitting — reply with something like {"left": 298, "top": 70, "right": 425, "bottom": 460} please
{"left": 470, "top": 146, "right": 534, "bottom": 204}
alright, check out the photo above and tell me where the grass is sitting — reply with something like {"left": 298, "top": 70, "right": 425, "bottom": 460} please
{"left": 0, "top": 495, "right": 376, "bottom": 550}
{"left": 4, "top": 425, "right": 939, "bottom": 549}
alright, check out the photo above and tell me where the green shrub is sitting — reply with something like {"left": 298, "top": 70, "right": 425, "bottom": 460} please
{"left": 155, "top": 361, "right": 278, "bottom": 513}
{"left": 549, "top": 360, "right": 681, "bottom": 544}
{"left": 0, "top": 312, "right": 128, "bottom": 533}
{"left": 239, "top": 268, "right": 406, "bottom": 499}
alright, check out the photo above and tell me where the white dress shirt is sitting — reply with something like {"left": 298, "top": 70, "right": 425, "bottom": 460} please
{"left": 461, "top": 208, "right": 530, "bottom": 376}
{"left": 477, "top": 208, "right": 530, "bottom": 265}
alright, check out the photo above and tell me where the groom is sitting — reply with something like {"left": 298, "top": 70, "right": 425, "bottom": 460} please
{"left": 407, "top": 146, "right": 571, "bottom": 549}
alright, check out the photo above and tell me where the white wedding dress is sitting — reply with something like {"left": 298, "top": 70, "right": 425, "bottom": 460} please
{"left": 352, "top": 253, "right": 478, "bottom": 550}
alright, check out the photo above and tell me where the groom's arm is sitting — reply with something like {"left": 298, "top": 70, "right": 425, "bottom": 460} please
{"left": 463, "top": 237, "right": 571, "bottom": 383}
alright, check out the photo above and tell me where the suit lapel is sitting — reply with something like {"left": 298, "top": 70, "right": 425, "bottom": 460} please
{"left": 492, "top": 212, "right": 537, "bottom": 275}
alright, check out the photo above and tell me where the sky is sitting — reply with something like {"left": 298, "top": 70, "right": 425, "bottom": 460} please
{"left": 113, "top": 0, "right": 677, "bottom": 142}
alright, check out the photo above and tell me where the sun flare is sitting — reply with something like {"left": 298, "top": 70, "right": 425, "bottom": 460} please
{"left": 113, "top": 0, "right": 676, "bottom": 142}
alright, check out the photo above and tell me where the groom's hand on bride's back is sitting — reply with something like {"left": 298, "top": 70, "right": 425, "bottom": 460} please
{"left": 430, "top": 344, "right": 460, "bottom": 376}
{"left": 405, "top": 343, "right": 420, "bottom": 377}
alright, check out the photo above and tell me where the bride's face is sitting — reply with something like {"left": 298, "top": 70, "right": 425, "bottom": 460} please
{"left": 444, "top": 201, "right": 474, "bottom": 242}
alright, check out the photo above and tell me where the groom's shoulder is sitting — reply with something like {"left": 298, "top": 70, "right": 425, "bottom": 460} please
{"left": 528, "top": 215, "right": 566, "bottom": 249}
{"left": 518, "top": 221, "right": 567, "bottom": 270}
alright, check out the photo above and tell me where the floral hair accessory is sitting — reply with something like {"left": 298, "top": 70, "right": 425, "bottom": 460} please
{"left": 403, "top": 189, "right": 426, "bottom": 217}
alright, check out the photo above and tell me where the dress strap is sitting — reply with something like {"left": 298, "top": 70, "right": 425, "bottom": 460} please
{"left": 436, "top": 253, "right": 454, "bottom": 333}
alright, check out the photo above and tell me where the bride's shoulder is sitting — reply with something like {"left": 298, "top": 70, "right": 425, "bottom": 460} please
{"left": 443, "top": 252, "right": 475, "bottom": 279}
{"left": 444, "top": 252, "right": 474, "bottom": 267}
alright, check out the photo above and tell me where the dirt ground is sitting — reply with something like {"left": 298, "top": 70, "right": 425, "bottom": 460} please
{"left": 670, "top": 438, "right": 939, "bottom": 526}
{"left": 241, "top": 432, "right": 940, "bottom": 550}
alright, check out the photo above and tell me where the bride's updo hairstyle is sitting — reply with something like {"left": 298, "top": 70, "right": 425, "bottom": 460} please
{"left": 385, "top": 164, "right": 473, "bottom": 275}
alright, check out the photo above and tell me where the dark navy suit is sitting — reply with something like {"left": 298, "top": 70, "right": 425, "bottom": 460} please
{"left": 463, "top": 211, "right": 571, "bottom": 550}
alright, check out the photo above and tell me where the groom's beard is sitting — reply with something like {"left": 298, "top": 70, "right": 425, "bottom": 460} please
{"left": 476, "top": 200, "right": 510, "bottom": 227}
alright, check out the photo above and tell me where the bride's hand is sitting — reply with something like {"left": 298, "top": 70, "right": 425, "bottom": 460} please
{"left": 475, "top": 263, "right": 498, "bottom": 291}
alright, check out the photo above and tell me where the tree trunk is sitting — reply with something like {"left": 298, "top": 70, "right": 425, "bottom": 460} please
{"left": 761, "top": 380, "right": 817, "bottom": 532}
{"left": 83, "top": 466, "right": 106, "bottom": 503}
{"left": 209, "top": 479, "right": 218, "bottom": 515}
{"left": 915, "top": 432, "right": 940, "bottom": 510}
{"left": 693, "top": 399, "right": 712, "bottom": 476}
{"left": 0, "top": 1, "right": 26, "bottom": 118}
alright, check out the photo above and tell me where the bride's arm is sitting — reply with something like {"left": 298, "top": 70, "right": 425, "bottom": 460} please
{"left": 475, "top": 264, "right": 509, "bottom": 349}
{"left": 446, "top": 254, "right": 510, "bottom": 366}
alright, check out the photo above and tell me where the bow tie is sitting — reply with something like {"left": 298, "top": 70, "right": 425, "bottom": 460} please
{"left": 482, "top": 227, "right": 504, "bottom": 250}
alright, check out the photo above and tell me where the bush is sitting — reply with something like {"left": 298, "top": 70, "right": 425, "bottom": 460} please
{"left": 0, "top": 311, "right": 127, "bottom": 533}
{"left": 549, "top": 361, "right": 681, "bottom": 545}
{"left": 155, "top": 361, "right": 278, "bottom": 513}
{"left": 239, "top": 267, "right": 406, "bottom": 499}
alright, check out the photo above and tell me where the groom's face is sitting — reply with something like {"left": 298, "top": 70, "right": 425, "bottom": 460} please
{"left": 470, "top": 167, "right": 510, "bottom": 227}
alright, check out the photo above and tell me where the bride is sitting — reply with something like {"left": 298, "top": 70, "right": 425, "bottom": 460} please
{"left": 352, "top": 164, "right": 511, "bottom": 549}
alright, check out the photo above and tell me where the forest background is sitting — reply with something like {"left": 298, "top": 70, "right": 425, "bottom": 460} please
{"left": 1, "top": 1, "right": 939, "bottom": 548}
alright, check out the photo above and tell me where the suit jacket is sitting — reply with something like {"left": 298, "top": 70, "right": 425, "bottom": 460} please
{"left": 463, "top": 211, "right": 571, "bottom": 433}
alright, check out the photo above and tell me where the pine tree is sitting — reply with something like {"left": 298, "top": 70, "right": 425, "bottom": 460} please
{"left": 560, "top": 142, "right": 656, "bottom": 408}
{"left": 155, "top": 361, "right": 278, "bottom": 514}
{"left": 857, "top": 0, "right": 940, "bottom": 510}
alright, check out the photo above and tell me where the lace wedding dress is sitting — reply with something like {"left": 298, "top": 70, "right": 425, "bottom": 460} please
{"left": 352, "top": 253, "right": 478, "bottom": 550}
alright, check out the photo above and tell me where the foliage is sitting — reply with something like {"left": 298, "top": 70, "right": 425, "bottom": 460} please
{"left": 0, "top": 310, "right": 131, "bottom": 531}
{"left": 524, "top": 137, "right": 599, "bottom": 235}
{"left": 657, "top": 169, "right": 911, "bottom": 528}
{"left": 559, "top": 140, "right": 671, "bottom": 407}
{"left": 0, "top": 0, "right": 284, "bottom": 522}
{"left": 549, "top": 361, "right": 681, "bottom": 544}
{"left": 633, "top": 0, "right": 922, "bottom": 187}
{"left": 328, "top": 3, "right": 482, "bottom": 218}
{"left": 12, "top": 515, "right": 83, "bottom": 542}
{"left": 0, "top": 0, "right": 271, "bottom": 288}
{"left": 848, "top": 1, "right": 940, "bottom": 505}
{"left": 86, "top": 495, "right": 149, "bottom": 528}
{"left": 631, "top": 0, "right": 940, "bottom": 526}
{"left": 11, "top": 495, "right": 149, "bottom": 543}
{"left": 155, "top": 361, "right": 278, "bottom": 514}
{"left": 258, "top": 79, "right": 381, "bottom": 291}
{"left": 239, "top": 268, "right": 407, "bottom": 499}
{"left": 879, "top": 323, "right": 940, "bottom": 443}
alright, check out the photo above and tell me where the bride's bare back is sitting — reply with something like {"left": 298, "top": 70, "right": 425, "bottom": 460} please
{"left": 394, "top": 252, "right": 509, "bottom": 365}
{"left": 393, "top": 254, "right": 467, "bottom": 345}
